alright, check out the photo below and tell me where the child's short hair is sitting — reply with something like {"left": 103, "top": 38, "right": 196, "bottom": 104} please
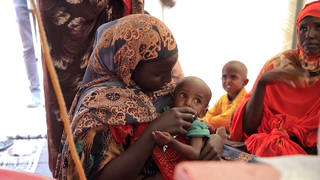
{"left": 223, "top": 60, "right": 248, "bottom": 78}
{"left": 174, "top": 76, "right": 212, "bottom": 106}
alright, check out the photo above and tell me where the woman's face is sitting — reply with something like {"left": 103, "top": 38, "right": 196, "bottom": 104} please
{"left": 132, "top": 53, "right": 178, "bottom": 92}
{"left": 298, "top": 16, "right": 320, "bottom": 56}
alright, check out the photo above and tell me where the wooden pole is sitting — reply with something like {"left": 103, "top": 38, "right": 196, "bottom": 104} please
{"left": 28, "top": 0, "right": 86, "bottom": 179}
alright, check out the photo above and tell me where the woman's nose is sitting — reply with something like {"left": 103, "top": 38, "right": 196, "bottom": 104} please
{"left": 163, "top": 74, "right": 172, "bottom": 84}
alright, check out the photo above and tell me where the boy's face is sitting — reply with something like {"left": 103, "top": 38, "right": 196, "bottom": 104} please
{"left": 222, "top": 65, "right": 248, "bottom": 99}
{"left": 173, "top": 79, "right": 210, "bottom": 118}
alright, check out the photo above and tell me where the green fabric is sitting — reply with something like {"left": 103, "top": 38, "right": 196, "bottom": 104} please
{"left": 186, "top": 119, "right": 210, "bottom": 139}
{"left": 163, "top": 106, "right": 210, "bottom": 139}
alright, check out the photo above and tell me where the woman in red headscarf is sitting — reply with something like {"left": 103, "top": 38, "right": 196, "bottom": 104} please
{"left": 230, "top": 1, "right": 320, "bottom": 157}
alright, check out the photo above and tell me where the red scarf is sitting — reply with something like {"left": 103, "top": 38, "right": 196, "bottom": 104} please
{"left": 296, "top": 1, "right": 320, "bottom": 73}
{"left": 123, "top": 0, "right": 132, "bottom": 16}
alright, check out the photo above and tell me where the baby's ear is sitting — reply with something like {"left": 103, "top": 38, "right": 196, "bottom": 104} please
{"left": 199, "top": 108, "right": 208, "bottom": 118}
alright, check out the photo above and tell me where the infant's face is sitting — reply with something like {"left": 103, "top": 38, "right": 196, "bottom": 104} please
{"left": 173, "top": 82, "right": 209, "bottom": 118}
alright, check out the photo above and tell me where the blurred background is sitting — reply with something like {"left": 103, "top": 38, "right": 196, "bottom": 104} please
{"left": 145, "top": 0, "right": 316, "bottom": 105}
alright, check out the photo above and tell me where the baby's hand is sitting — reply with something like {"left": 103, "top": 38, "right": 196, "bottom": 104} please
{"left": 216, "top": 127, "right": 228, "bottom": 140}
{"left": 152, "top": 131, "right": 174, "bottom": 146}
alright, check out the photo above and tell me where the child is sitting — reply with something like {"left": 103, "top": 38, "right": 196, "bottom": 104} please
{"left": 152, "top": 76, "right": 213, "bottom": 160}
{"left": 152, "top": 76, "right": 230, "bottom": 180}
{"left": 202, "top": 60, "right": 249, "bottom": 132}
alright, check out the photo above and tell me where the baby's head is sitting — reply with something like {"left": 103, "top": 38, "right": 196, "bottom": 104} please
{"left": 222, "top": 61, "right": 248, "bottom": 100}
{"left": 173, "top": 76, "right": 212, "bottom": 118}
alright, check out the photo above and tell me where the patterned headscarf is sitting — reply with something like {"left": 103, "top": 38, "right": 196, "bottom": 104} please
{"left": 69, "top": 14, "right": 177, "bottom": 127}
{"left": 56, "top": 14, "right": 179, "bottom": 180}
{"left": 82, "top": 14, "right": 178, "bottom": 86}
{"left": 296, "top": 0, "right": 320, "bottom": 72}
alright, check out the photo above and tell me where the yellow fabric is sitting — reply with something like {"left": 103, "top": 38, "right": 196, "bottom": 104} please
{"left": 202, "top": 88, "right": 247, "bottom": 131}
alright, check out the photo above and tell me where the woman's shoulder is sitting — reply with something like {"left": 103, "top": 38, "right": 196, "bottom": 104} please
{"left": 263, "top": 49, "right": 299, "bottom": 71}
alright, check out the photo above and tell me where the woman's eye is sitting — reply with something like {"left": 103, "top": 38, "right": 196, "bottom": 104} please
{"left": 299, "top": 26, "right": 307, "bottom": 32}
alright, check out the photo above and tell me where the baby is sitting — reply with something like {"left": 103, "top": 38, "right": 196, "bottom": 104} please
{"left": 152, "top": 76, "right": 213, "bottom": 160}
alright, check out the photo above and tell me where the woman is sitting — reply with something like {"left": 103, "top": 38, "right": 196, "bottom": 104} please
{"left": 230, "top": 1, "right": 320, "bottom": 157}
{"left": 54, "top": 14, "right": 218, "bottom": 180}
{"left": 39, "top": 0, "right": 144, "bottom": 172}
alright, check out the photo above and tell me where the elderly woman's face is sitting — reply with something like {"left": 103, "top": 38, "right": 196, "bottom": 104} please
{"left": 132, "top": 53, "right": 178, "bottom": 92}
{"left": 298, "top": 16, "right": 320, "bottom": 56}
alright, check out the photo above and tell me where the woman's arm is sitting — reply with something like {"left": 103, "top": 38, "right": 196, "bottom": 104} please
{"left": 242, "top": 79, "right": 266, "bottom": 135}
{"left": 96, "top": 107, "right": 195, "bottom": 180}
{"left": 96, "top": 125, "right": 156, "bottom": 180}
{"left": 243, "top": 68, "right": 305, "bottom": 135}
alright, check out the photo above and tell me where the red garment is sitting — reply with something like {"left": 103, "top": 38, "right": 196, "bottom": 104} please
{"left": 123, "top": 0, "right": 132, "bottom": 16}
{"left": 152, "top": 136, "right": 189, "bottom": 180}
{"left": 230, "top": 1, "right": 320, "bottom": 157}
{"left": 230, "top": 50, "right": 320, "bottom": 157}
{"left": 111, "top": 123, "right": 188, "bottom": 180}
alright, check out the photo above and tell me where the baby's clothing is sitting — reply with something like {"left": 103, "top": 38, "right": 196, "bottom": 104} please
{"left": 163, "top": 105, "right": 210, "bottom": 139}
{"left": 186, "top": 119, "right": 210, "bottom": 139}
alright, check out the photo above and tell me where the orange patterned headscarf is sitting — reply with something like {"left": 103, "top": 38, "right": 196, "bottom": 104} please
{"left": 69, "top": 14, "right": 178, "bottom": 127}
{"left": 82, "top": 14, "right": 178, "bottom": 86}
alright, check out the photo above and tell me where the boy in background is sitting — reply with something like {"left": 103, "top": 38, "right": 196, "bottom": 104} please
{"left": 202, "top": 61, "right": 248, "bottom": 132}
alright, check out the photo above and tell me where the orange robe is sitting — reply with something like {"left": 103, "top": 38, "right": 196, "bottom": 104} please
{"left": 202, "top": 88, "right": 247, "bottom": 131}
{"left": 230, "top": 49, "right": 320, "bottom": 157}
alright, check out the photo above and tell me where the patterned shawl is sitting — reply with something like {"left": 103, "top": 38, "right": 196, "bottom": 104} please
{"left": 54, "top": 14, "right": 178, "bottom": 180}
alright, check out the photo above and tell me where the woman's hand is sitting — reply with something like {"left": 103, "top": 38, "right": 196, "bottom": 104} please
{"left": 199, "top": 134, "right": 225, "bottom": 160}
{"left": 150, "top": 107, "right": 195, "bottom": 135}
{"left": 259, "top": 68, "right": 308, "bottom": 88}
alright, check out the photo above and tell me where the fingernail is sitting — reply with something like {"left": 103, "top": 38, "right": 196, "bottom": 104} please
{"left": 290, "top": 81, "right": 296, "bottom": 88}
